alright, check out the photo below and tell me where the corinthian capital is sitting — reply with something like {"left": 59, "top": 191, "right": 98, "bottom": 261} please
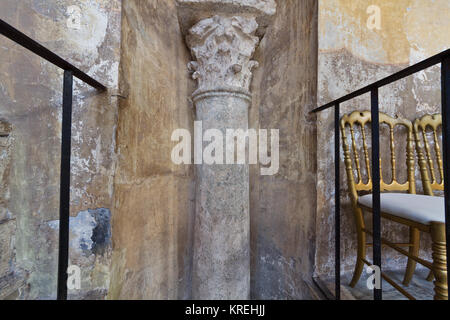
{"left": 176, "top": 0, "right": 276, "bottom": 94}
{"left": 187, "top": 15, "right": 260, "bottom": 92}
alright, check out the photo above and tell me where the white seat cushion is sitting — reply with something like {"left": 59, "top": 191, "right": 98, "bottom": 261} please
{"left": 358, "top": 193, "right": 445, "bottom": 225}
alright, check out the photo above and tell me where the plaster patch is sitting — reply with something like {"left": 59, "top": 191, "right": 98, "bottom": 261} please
{"left": 48, "top": 208, "right": 111, "bottom": 257}
{"left": 59, "top": 1, "right": 109, "bottom": 65}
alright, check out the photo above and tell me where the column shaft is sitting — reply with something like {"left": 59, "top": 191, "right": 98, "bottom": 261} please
{"left": 193, "top": 92, "right": 250, "bottom": 299}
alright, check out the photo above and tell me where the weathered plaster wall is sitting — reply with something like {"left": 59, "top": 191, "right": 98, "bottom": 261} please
{"left": 250, "top": 0, "right": 318, "bottom": 299}
{"left": 316, "top": 0, "right": 450, "bottom": 277}
{"left": 0, "top": 0, "right": 121, "bottom": 299}
{"left": 108, "top": 0, "right": 195, "bottom": 299}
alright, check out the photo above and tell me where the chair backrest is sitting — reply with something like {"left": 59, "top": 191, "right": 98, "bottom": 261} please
{"left": 413, "top": 114, "right": 444, "bottom": 196}
{"left": 340, "top": 111, "right": 416, "bottom": 206}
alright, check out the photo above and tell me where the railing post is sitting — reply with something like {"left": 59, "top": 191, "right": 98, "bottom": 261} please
{"left": 57, "top": 70, "right": 73, "bottom": 300}
{"left": 441, "top": 55, "right": 450, "bottom": 296}
{"left": 371, "top": 88, "right": 382, "bottom": 300}
{"left": 335, "top": 103, "right": 341, "bottom": 300}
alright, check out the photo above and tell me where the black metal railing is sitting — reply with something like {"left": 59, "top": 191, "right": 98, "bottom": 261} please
{"left": 0, "top": 19, "right": 106, "bottom": 300}
{"left": 312, "top": 48, "right": 450, "bottom": 300}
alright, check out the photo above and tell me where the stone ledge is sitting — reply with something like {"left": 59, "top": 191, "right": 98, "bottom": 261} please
{"left": 176, "top": 0, "right": 276, "bottom": 37}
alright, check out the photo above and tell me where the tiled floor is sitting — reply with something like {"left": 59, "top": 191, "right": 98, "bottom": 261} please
{"left": 316, "top": 268, "right": 435, "bottom": 300}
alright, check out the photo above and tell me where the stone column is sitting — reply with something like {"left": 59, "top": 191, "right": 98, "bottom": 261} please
{"left": 177, "top": 0, "right": 276, "bottom": 299}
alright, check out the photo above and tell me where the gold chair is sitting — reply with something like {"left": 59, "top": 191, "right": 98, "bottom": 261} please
{"left": 341, "top": 111, "right": 447, "bottom": 300}
{"left": 413, "top": 113, "right": 447, "bottom": 299}
{"left": 414, "top": 114, "right": 444, "bottom": 196}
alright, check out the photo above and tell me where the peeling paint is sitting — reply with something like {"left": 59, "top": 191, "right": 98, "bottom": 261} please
{"left": 0, "top": 0, "right": 121, "bottom": 299}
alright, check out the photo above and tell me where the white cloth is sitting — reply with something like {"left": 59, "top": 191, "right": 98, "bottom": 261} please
{"left": 358, "top": 193, "right": 445, "bottom": 225}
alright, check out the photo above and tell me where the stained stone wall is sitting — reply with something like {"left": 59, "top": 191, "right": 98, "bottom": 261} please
{"left": 1, "top": 0, "right": 319, "bottom": 300}
{"left": 109, "top": 0, "right": 319, "bottom": 300}
{"left": 316, "top": 0, "right": 450, "bottom": 278}
{"left": 0, "top": 0, "right": 121, "bottom": 299}
{"left": 250, "top": 0, "right": 319, "bottom": 299}
{"left": 108, "top": 0, "right": 195, "bottom": 299}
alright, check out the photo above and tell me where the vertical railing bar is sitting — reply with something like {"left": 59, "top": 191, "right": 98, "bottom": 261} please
{"left": 371, "top": 88, "right": 382, "bottom": 300}
{"left": 57, "top": 70, "right": 73, "bottom": 300}
{"left": 441, "top": 55, "right": 450, "bottom": 295}
{"left": 335, "top": 103, "right": 341, "bottom": 300}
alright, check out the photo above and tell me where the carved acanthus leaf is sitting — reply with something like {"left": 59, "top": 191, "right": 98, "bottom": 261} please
{"left": 186, "top": 15, "right": 261, "bottom": 91}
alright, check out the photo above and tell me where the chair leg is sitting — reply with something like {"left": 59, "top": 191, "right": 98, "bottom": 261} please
{"left": 350, "top": 209, "right": 366, "bottom": 287}
{"left": 430, "top": 222, "right": 448, "bottom": 300}
{"left": 403, "top": 227, "right": 420, "bottom": 286}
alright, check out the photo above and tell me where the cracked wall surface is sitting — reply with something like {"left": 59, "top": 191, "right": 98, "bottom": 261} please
{"left": 0, "top": 0, "right": 121, "bottom": 299}
{"left": 316, "top": 0, "right": 450, "bottom": 278}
